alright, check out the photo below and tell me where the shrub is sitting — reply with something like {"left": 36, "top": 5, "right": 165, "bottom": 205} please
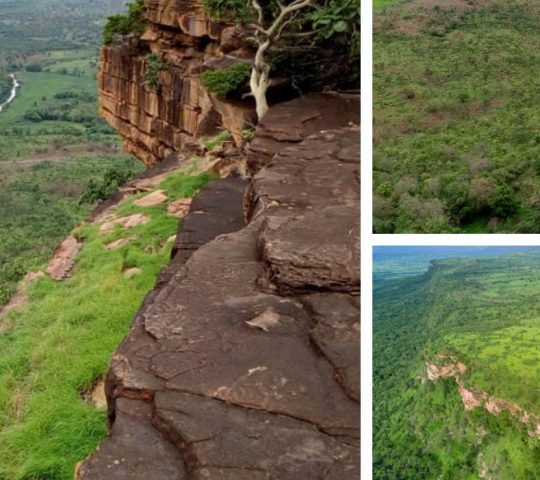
{"left": 201, "top": 63, "right": 251, "bottom": 98}
{"left": 103, "top": 0, "right": 146, "bottom": 45}
{"left": 202, "top": 0, "right": 251, "bottom": 21}
{"left": 144, "top": 54, "right": 168, "bottom": 93}
{"left": 79, "top": 168, "right": 135, "bottom": 204}
{"left": 489, "top": 185, "right": 519, "bottom": 218}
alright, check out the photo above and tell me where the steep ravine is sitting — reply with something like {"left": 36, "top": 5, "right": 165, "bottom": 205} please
{"left": 77, "top": 94, "right": 360, "bottom": 478}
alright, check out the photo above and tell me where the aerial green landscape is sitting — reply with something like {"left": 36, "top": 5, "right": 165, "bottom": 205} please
{"left": 373, "top": 0, "right": 540, "bottom": 233}
{"left": 374, "top": 247, "right": 540, "bottom": 479}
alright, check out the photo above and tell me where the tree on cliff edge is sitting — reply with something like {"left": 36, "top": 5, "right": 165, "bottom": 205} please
{"left": 204, "top": 0, "right": 359, "bottom": 120}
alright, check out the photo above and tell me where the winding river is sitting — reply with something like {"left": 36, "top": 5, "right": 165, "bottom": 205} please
{"left": 0, "top": 74, "right": 20, "bottom": 114}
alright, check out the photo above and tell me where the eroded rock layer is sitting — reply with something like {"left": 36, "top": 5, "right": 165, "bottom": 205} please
{"left": 78, "top": 95, "right": 360, "bottom": 479}
{"left": 99, "top": 0, "right": 256, "bottom": 165}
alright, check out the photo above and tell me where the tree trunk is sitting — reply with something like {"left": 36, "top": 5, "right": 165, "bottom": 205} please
{"left": 250, "top": 67, "right": 270, "bottom": 120}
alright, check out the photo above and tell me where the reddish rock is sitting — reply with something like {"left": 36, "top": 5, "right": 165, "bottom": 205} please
{"left": 133, "top": 190, "right": 168, "bottom": 207}
{"left": 167, "top": 197, "right": 192, "bottom": 218}
{"left": 100, "top": 214, "right": 150, "bottom": 234}
{"left": 47, "top": 236, "right": 81, "bottom": 281}
{"left": 98, "top": 0, "right": 257, "bottom": 166}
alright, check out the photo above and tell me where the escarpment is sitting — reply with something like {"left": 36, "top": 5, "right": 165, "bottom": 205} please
{"left": 426, "top": 358, "right": 540, "bottom": 438}
{"left": 99, "top": 0, "right": 258, "bottom": 165}
{"left": 77, "top": 94, "right": 360, "bottom": 478}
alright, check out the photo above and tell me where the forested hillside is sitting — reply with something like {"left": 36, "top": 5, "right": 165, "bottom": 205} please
{"left": 373, "top": 0, "right": 540, "bottom": 233}
{"left": 374, "top": 249, "right": 540, "bottom": 478}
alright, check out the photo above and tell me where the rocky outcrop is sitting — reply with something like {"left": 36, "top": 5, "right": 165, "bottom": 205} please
{"left": 98, "top": 0, "right": 257, "bottom": 165}
{"left": 77, "top": 95, "right": 360, "bottom": 478}
{"left": 426, "top": 359, "right": 540, "bottom": 437}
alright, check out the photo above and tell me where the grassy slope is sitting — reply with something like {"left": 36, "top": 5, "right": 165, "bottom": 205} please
{"left": 373, "top": 1, "right": 540, "bottom": 233}
{"left": 374, "top": 251, "right": 540, "bottom": 478}
{"left": 0, "top": 171, "right": 211, "bottom": 480}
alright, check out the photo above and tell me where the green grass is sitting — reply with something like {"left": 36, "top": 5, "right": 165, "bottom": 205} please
{"left": 373, "top": 0, "right": 406, "bottom": 8}
{"left": 0, "top": 171, "right": 211, "bottom": 479}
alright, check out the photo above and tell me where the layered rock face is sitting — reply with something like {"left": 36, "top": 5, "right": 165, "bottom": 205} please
{"left": 77, "top": 95, "right": 360, "bottom": 478}
{"left": 99, "top": 0, "right": 256, "bottom": 165}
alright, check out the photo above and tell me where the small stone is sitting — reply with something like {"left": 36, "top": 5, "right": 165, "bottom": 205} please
{"left": 123, "top": 268, "right": 142, "bottom": 279}
{"left": 245, "top": 308, "right": 281, "bottom": 332}
{"left": 105, "top": 236, "right": 137, "bottom": 250}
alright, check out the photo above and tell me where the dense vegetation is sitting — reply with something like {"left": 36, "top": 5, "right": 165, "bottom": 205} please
{"left": 0, "top": 0, "right": 141, "bottom": 302}
{"left": 373, "top": 0, "right": 540, "bottom": 232}
{"left": 374, "top": 248, "right": 540, "bottom": 478}
{"left": 0, "top": 170, "right": 211, "bottom": 479}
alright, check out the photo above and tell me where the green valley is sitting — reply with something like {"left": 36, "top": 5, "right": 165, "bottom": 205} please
{"left": 0, "top": 0, "right": 142, "bottom": 302}
{"left": 374, "top": 247, "right": 540, "bottom": 478}
{"left": 373, "top": 0, "right": 540, "bottom": 233}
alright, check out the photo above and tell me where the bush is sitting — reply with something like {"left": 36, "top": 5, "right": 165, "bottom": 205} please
{"left": 489, "top": 185, "right": 519, "bottom": 218}
{"left": 103, "top": 0, "right": 146, "bottom": 45}
{"left": 201, "top": 63, "right": 251, "bottom": 98}
{"left": 25, "top": 63, "right": 43, "bottom": 72}
{"left": 79, "top": 168, "right": 135, "bottom": 204}
{"left": 203, "top": 0, "right": 251, "bottom": 21}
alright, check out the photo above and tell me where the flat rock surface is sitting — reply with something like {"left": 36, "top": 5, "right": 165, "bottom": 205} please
{"left": 78, "top": 95, "right": 360, "bottom": 479}
{"left": 133, "top": 190, "right": 168, "bottom": 207}
{"left": 100, "top": 214, "right": 150, "bottom": 234}
{"left": 47, "top": 236, "right": 82, "bottom": 281}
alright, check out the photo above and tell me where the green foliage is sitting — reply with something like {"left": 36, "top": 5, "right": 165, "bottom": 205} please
{"left": 201, "top": 63, "right": 251, "bottom": 98}
{"left": 242, "top": 129, "right": 256, "bottom": 142}
{"left": 200, "top": 130, "right": 231, "bottom": 151}
{"left": 0, "top": 172, "right": 210, "bottom": 479}
{"left": 202, "top": 0, "right": 251, "bottom": 21}
{"left": 489, "top": 185, "right": 519, "bottom": 218}
{"left": 308, "top": 0, "right": 359, "bottom": 55}
{"left": 0, "top": 157, "right": 141, "bottom": 304}
{"left": 144, "top": 53, "right": 168, "bottom": 93}
{"left": 373, "top": 1, "right": 540, "bottom": 232}
{"left": 103, "top": 0, "right": 146, "bottom": 45}
{"left": 79, "top": 168, "right": 135, "bottom": 204}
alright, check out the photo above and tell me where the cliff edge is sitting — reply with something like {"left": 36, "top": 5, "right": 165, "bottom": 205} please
{"left": 77, "top": 94, "right": 360, "bottom": 479}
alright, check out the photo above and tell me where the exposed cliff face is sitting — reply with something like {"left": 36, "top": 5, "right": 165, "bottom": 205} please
{"left": 426, "top": 359, "right": 540, "bottom": 437}
{"left": 99, "top": 0, "right": 257, "bottom": 165}
{"left": 77, "top": 94, "right": 360, "bottom": 479}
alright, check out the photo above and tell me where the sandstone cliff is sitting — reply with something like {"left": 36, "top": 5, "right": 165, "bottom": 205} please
{"left": 99, "top": 0, "right": 257, "bottom": 165}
